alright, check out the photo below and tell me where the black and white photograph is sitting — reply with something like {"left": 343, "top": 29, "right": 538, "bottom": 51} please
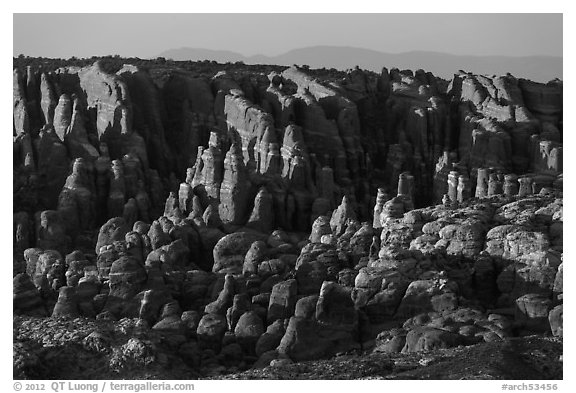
{"left": 8, "top": 3, "right": 571, "bottom": 390}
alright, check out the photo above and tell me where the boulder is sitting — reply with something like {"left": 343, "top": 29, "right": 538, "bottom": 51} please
{"left": 242, "top": 241, "right": 268, "bottom": 276}
{"left": 246, "top": 188, "right": 274, "bottom": 233}
{"left": 226, "top": 293, "right": 251, "bottom": 331}
{"left": 438, "top": 221, "right": 485, "bottom": 257}
{"left": 180, "top": 270, "right": 216, "bottom": 310}
{"left": 197, "top": 313, "right": 228, "bottom": 351}
{"left": 402, "top": 326, "right": 463, "bottom": 353}
{"left": 104, "top": 256, "right": 147, "bottom": 317}
{"left": 205, "top": 274, "right": 235, "bottom": 315}
{"left": 33, "top": 250, "right": 65, "bottom": 295}
{"left": 515, "top": 293, "right": 552, "bottom": 332}
{"left": 375, "top": 330, "right": 407, "bottom": 354}
{"left": 138, "top": 289, "right": 171, "bottom": 326}
{"left": 52, "top": 286, "right": 79, "bottom": 317}
{"left": 276, "top": 316, "right": 331, "bottom": 361}
{"left": 95, "top": 217, "right": 130, "bottom": 255}
{"left": 364, "top": 283, "right": 409, "bottom": 322}
{"left": 330, "top": 196, "right": 356, "bottom": 236}
{"left": 23, "top": 248, "right": 43, "bottom": 278}
{"left": 255, "top": 319, "right": 286, "bottom": 356}
{"left": 548, "top": 304, "right": 563, "bottom": 337}
{"left": 234, "top": 311, "right": 265, "bottom": 355}
{"left": 295, "top": 260, "right": 327, "bottom": 296}
{"left": 36, "top": 211, "right": 71, "bottom": 255}
{"left": 316, "top": 281, "right": 357, "bottom": 329}
{"left": 252, "top": 350, "right": 280, "bottom": 369}
{"left": 395, "top": 279, "right": 458, "bottom": 318}
{"left": 213, "top": 232, "right": 267, "bottom": 274}
{"left": 310, "top": 215, "right": 332, "bottom": 243}
{"left": 13, "top": 273, "right": 46, "bottom": 316}
{"left": 268, "top": 279, "right": 297, "bottom": 323}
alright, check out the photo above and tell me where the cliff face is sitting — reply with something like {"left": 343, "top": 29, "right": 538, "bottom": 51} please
{"left": 13, "top": 58, "right": 562, "bottom": 377}
{"left": 13, "top": 61, "right": 563, "bottom": 227}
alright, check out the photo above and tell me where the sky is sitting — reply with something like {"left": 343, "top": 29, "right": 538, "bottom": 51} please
{"left": 13, "top": 13, "right": 563, "bottom": 59}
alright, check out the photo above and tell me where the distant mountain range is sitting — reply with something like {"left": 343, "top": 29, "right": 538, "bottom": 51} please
{"left": 158, "top": 46, "right": 562, "bottom": 83}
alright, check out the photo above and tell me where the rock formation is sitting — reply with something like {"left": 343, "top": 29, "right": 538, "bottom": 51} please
{"left": 13, "top": 57, "right": 562, "bottom": 378}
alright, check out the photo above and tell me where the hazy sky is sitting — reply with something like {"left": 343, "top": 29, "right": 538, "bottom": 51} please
{"left": 13, "top": 13, "right": 563, "bottom": 58}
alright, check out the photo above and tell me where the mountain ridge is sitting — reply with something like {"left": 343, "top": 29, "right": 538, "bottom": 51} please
{"left": 158, "top": 45, "right": 562, "bottom": 82}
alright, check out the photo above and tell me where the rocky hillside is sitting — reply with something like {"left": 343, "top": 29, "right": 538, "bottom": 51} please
{"left": 13, "top": 57, "right": 562, "bottom": 379}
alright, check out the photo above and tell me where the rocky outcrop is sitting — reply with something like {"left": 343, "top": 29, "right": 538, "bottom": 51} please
{"left": 52, "top": 286, "right": 80, "bottom": 317}
{"left": 53, "top": 94, "right": 72, "bottom": 141}
{"left": 218, "top": 143, "right": 250, "bottom": 224}
{"left": 267, "top": 279, "right": 297, "bottom": 323}
{"left": 197, "top": 313, "right": 227, "bottom": 351}
{"left": 65, "top": 98, "right": 100, "bottom": 160}
{"left": 13, "top": 273, "right": 47, "bottom": 316}
{"left": 34, "top": 128, "right": 70, "bottom": 208}
{"left": 246, "top": 188, "right": 274, "bottom": 233}
{"left": 117, "top": 65, "right": 173, "bottom": 174}
{"left": 95, "top": 217, "right": 130, "bottom": 255}
{"left": 234, "top": 311, "right": 265, "bottom": 355}
{"left": 103, "top": 255, "right": 147, "bottom": 317}
{"left": 518, "top": 79, "right": 562, "bottom": 126}
{"left": 330, "top": 196, "right": 356, "bottom": 236}
{"left": 276, "top": 281, "right": 359, "bottom": 362}
{"left": 212, "top": 232, "right": 267, "bottom": 274}
{"left": 36, "top": 211, "right": 71, "bottom": 255}
{"left": 282, "top": 66, "right": 363, "bottom": 181}
{"left": 13, "top": 58, "right": 563, "bottom": 374}
{"left": 40, "top": 73, "right": 57, "bottom": 126}
{"left": 222, "top": 90, "right": 277, "bottom": 173}
{"left": 13, "top": 68, "right": 30, "bottom": 136}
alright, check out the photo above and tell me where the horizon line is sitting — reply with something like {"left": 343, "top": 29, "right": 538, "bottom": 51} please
{"left": 160, "top": 45, "right": 563, "bottom": 59}
{"left": 14, "top": 45, "right": 563, "bottom": 61}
